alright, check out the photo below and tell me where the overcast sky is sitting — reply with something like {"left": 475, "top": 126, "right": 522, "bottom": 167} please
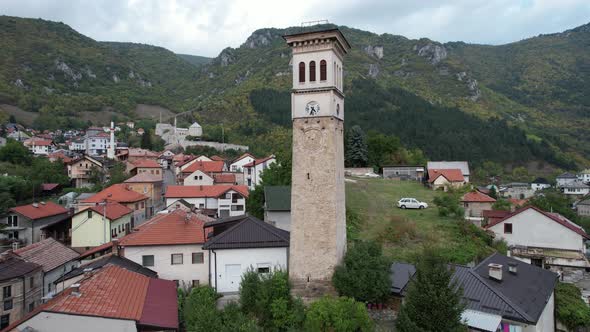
{"left": 2, "top": 0, "right": 589, "bottom": 57}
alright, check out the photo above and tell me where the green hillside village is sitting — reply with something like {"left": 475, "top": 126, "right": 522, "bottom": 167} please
{"left": 0, "top": 11, "right": 589, "bottom": 332}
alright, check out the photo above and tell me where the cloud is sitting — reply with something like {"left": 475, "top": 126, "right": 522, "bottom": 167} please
{"left": 1, "top": 0, "right": 589, "bottom": 57}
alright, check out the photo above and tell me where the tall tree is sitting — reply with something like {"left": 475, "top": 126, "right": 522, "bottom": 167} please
{"left": 345, "top": 125, "right": 368, "bottom": 167}
{"left": 246, "top": 158, "right": 291, "bottom": 219}
{"left": 396, "top": 248, "right": 466, "bottom": 332}
{"left": 0, "top": 139, "right": 32, "bottom": 165}
{"left": 140, "top": 131, "right": 153, "bottom": 150}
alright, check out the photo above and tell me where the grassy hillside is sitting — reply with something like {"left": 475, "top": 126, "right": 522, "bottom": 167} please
{"left": 177, "top": 54, "right": 212, "bottom": 67}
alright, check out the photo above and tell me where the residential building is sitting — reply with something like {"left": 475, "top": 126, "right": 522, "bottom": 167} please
{"left": 264, "top": 186, "right": 291, "bottom": 231}
{"left": 188, "top": 122, "right": 202, "bottom": 137}
{"left": 560, "top": 180, "right": 590, "bottom": 197}
{"left": 84, "top": 132, "right": 110, "bottom": 156}
{"left": 3, "top": 202, "right": 70, "bottom": 247}
{"left": 482, "top": 210, "right": 511, "bottom": 226}
{"left": 578, "top": 169, "right": 590, "bottom": 183}
{"left": 229, "top": 153, "right": 255, "bottom": 172}
{"left": 13, "top": 238, "right": 79, "bottom": 297}
{"left": 0, "top": 253, "right": 43, "bottom": 329}
{"left": 391, "top": 253, "right": 557, "bottom": 332}
{"left": 501, "top": 182, "right": 535, "bottom": 199}
{"left": 66, "top": 155, "right": 105, "bottom": 188}
{"left": 577, "top": 199, "right": 590, "bottom": 217}
{"left": 427, "top": 169, "right": 465, "bottom": 191}
{"left": 556, "top": 172, "right": 578, "bottom": 187}
{"left": 71, "top": 202, "right": 133, "bottom": 250}
{"left": 126, "top": 148, "right": 159, "bottom": 162}
{"left": 426, "top": 161, "right": 470, "bottom": 182}
{"left": 382, "top": 165, "right": 425, "bottom": 181}
{"left": 81, "top": 183, "right": 150, "bottom": 225}
{"left": 203, "top": 215, "right": 289, "bottom": 293}
{"left": 485, "top": 206, "right": 590, "bottom": 280}
{"left": 213, "top": 174, "right": 237, "bottom": 185}
{"left": 24, "top": 139, "right": 55, "bottom": 155}
{"left": 6, "top": 265, "right": 178, "bottom": 332}
{"left": 128, "top": 158, "right": 162, "bottom": 178}
{"left": 119, "top": 210, "right": 212, "bottom": 288}
{"left": 124, "top": 173, "right": 164, "bottom": 216}
{"left": 183, "top": 170, "right": 215, "bottom": 186}
{"left": 158, "top": 150, "right": 175, "bottom": 169}
{"left": 165, "top": 185, "right": 248, "bottom": 218}
{"left": 6, "top": 131, "right": 29, "bottom": 142}
{"left": 243, "top": 155, "right": 276, "bottom": 189}
{"left": 461, "top": 191, "right": 496, "bottom": 223}
{"left": 179, "top": 160, "right": 225, "bottom": 183}
{"left": 531, "top": 177, "right": 551, "bottom": 191}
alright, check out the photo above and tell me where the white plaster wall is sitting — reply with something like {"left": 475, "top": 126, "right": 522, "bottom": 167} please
{"left": 183, "top": 170, "right": 214, "bottom": 186}
{"left": 44, "top": 261, "right": 79, "bottom": 296}
{"left": 17, "top": 312, "right": 137, "bottom": 332}
{"left": 264, "top": 211, "right": 291, "bottom": 231}
{"left": 489, "top": 208, "right": 584, "bottom": 251}
{"left": 211, "top": 247, "right": 288, "bottom": 293}
{"left": 123, "top": 244, "right": 208, "bottom": 288}
{"left": 534, "top": 291, "right": 554, "bottom": 332}
{"left": 230, "top": 156, "right": 255, "bottom": 172}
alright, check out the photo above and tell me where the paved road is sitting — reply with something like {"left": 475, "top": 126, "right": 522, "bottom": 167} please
{"left": 163, "top": 168, "right": 176, "bottom": 190}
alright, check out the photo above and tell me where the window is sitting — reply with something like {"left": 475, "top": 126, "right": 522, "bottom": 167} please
{"left": 309, "top": 61, "right": 316, "bottom": 81}
{"left": 28, "top": 302, "right": 34, "bottom": 312}
{"left": 0, "top": 314, "right": 9, "bottom": 329}
{"left": 320, "top": 60, "right": 327, "bottom": 81}
{"left": 298, "top": 62, "right": 305, "bottom": 82}
{"left": 257, "top": 266, "right": 270, "bottom": 274}
{"left": 141, "top": 202, "right": 145, "bottom": 209}
{"left": 504, "top": 223, "right": 513, "bottom": 234}
{"left": 142, "top": 255, "right": 155, "bottom": 267}
{"left": 171, "top": 253, "right": 183, "bottom": 265}
{"left": 156, "top": 170, "right": 160, "bottom": 175}
{"left": 192, "top": 253, "right": 204, "bottom": 264}
{"left": 135, "top": 203, "right": 139, "bottom": 210}
{"left": 3, "top": 299, "right": 12, "bottom": 311}
{"left": 247, "top": 168, "right": 252, "bottom": 175}
{"left": 199, "top": 203, "right": 205, "bottom": 209}
{"left": 247, "top": 179, "right": 252, "bottom": 187}
{"left": 7, "top": 216, "right": 17, "bottom": 228}
{"left": 29, "top": 276, "right": 34, "bottom": 288}
{"left": 231, "top": 205, "right": 244, "bottom": 211}
{"left": 192, "top": 280, "right": 200, "bottom": 287}
{"left": 87, "top": 210, "right": 92, "bottom": 219}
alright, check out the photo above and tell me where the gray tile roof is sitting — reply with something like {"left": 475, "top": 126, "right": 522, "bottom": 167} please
{"left": 0, "top": 254, "right": 42, "bottom": 282}
{"left": 264, "top": 186, "right": 291, "bottom": 211}
{"left": 203, "top": 215, "right": 289, "bottom": 250}
{"left": 390, "top": 262, "right": 415, "bottom": 295}
{"left": 14, "top": 238, "right": 79, "bottom": 273}
{"left": 55, "top": 254, "right": 158, "bottom": 284}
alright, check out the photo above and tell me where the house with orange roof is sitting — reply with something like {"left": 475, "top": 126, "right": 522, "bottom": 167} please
{"left": 179, "top": 160, "right": 226, "bottom": 183}
{"left": 461, "top": 191, "right": 496, "bottom": 223}
{"left": 4, "top": 202, "right": 70, "bottom": 247}
{"left": 165, "top": 185, "right": 248, "bottom": 218}
{"left": 23, "top": 138, "right": 55, "bottom": 155}
{"left": 427, "top": 168, "right": 466, "bottom": 191}
{"left": 229, "top": 153, "right": 256, "bottom": 172}
{"left": 126, "top": 148, "right": 159, "bottom": 162}
{"left": 127, "top": 158, "right": 162, "bottom": 179}
{"left": 119, "top": 209, "right": 213, "bottom": 288}
{"left": 81, "top": 183, "right": 150, "bottom": 225}
{"left": 71, "top": 202, "right": 134, "bottom": 251}
{"left": 6, "top": 265, "right": 178, "bottom": 332}
{"left": 485, "top": 205, "right": 590, "bottom": 279}
{"left": 242, "top": 155, "right": 276, "bottom": 189}
{"left": 124, "top": 172, "right": 164, "bottom": 215}
{"left": 66, "top": 155, "right": 105, "bottom": 188}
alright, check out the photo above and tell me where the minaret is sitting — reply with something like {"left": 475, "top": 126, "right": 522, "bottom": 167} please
{"left": 107, "top": 121, "right": 115, "bottom": 159}
{"left": 284, "top": 28, "right": 351, "bottom": 299}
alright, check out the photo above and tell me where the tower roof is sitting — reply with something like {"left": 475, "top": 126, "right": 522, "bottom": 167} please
{"left": 283, "top": 28, "right": 351, "bottom": 54}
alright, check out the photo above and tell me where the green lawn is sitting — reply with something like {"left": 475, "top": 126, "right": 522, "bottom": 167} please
{"left": 345, "top": 178, "right": 499, "bottom": 264}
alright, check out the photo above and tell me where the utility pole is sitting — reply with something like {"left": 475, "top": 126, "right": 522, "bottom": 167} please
{"left": 221, "top": 123, "right": 225, "bottom": 152}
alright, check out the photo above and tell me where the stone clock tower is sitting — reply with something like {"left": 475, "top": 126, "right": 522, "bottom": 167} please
{"left": 283, "top": 28, "right": 351, "bottom": 299}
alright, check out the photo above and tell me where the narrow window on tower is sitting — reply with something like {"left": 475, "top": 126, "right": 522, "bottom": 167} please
{"left": 320, "top": 60, "right": 327, "bottom": 81}
{"left": 298, "top": 62, "right": 305, "bottom": 83}
{"left": 309, "top": 61, "right": 316, "bottom": 81}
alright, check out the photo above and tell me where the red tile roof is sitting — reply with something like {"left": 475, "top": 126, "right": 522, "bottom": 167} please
{"left": 14, "top": 238, "right": 79, "bottom": 272}
{"left": 210, "top": 155, "right": 225, "bottom": 161}
{"left": 175, "top": 155, "right": 197, "bottom": 167}
{"left": 31, "top": 139, "right": 53, "bottom": 146}
{"left": 508, "top": 198, "right": 528, "bottom": 207}
{"left": 82, "top": 184, "right": 148, "bottom": 204}
{"left": 213, "top": 174, "right": 236, "bottom": 184}
{"left": 427, "top": 168, "right": 465, "bottom": 183}
{"left": 165, "top": 185, "right": 249, "bottom": 199}
{"left": 140, "top": 278, "right": 179, "bottom": 329}
{"left": 119, "top": 210, "right": 212, "bottom": 246}
{"left": 461, "top": 191, "right": 496, "bottom": 203}
{"left": 232, "top": 153, "right": 255, "bottom": 163}
{"left": 128, "top": 148, "right": 159, "bottom": 158}
{"left": 482, "top": 210, "right": 511, "bottom": 219}
{"left": 79, "top": 202, "right": 134, "bottom": 220}
{"left": 124, "top": 172, "right": 163, "bottom": 183}
{"left": 10, "top": 201, "right": 68, "bottom": 220}
{"left": 485, "top": 205, "right": 590, "bottom": 239}
{"left": 132, "top": 159, "right": 161, "bottom": 168}
{"left": 243, "top": 155, "right": 275, "bottom": 167}
{"left": 41, "top": 183, "right": 60, "bottom": 191}
{"left": 182, "top": 160, "right": 225, "bottom": 174}
{"left": 79, "top": 241, "right": 115, "bottom": 259}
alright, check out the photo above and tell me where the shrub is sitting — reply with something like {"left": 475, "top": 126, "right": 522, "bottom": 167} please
{"left": 555, "top": 283, "right": 590, "bottom": 330}
{"left": 332, "top": 241, "right": 390, "bottom": 303}
{"left": 183, "top": 286, "right": 222, "bottom": 331}
{"left": 304, "top": 296, "right": 373, "bottom": 332}
{"left": 219, "top": 302, "right": 260, "bottom": 332}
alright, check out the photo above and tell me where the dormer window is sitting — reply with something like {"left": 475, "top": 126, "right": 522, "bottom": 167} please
{"left": 298, "top": 62, "right": 305, "bottom": 83}
{"left": 309, "top": 61, "right": 316, "bottom": 81}
{"left": 320, "top": 60, "right": 327, "bottom": 81}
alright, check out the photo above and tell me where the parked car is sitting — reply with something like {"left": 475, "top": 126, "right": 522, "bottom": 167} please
{"left": 397, "top": 198, "right": 428, "bottom": 209}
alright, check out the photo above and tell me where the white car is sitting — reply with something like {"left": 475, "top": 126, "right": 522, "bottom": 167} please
{"left": 397, "top": 198, "right": 428, "bottom": 209}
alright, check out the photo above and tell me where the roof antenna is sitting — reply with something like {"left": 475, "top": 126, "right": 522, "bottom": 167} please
{"left": 301, "top": 19, "right": 329, "bottom": 27}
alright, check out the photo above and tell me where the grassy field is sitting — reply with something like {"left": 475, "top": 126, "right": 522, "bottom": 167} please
{"left": 345, "top": 177, "right": 500, "bottom": 264}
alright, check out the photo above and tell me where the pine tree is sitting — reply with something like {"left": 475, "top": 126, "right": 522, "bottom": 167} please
{"left": 140, "top": 131, "right": 153, "bottom": 150}
{"left": 396, "top": 249, "right": 466, "bottom": 332}
{"left": 345, "top": 125, "right": 368, "bottom": 167}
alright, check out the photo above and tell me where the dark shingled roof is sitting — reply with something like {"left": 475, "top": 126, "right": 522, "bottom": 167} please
{"left": 390, "top": 253, "right": 557, "bottom": 325}
{"left": 264, "top": 186, "right": 291, "bottom": 211}
{"left": 203, "top": 215, "right": 289, "bottom": 249}
{"left": 55, "top": 254, "right": 157, "bottom": 283}
{"left": 0, "top": 254, "right": 42, "bottom": 282}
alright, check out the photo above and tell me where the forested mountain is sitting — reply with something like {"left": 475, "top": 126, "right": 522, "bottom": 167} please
{"left": 1, "top": 16, "right": 589, "bottom": 167}
{"left": 177, "top": 54, "right": 212, "bottom": 67}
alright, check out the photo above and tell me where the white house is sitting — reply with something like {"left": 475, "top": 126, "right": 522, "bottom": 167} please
{"left": 243, "top": 155, "right": 276, "bottom": 189}
{"left": 561, "top": 181, "right": 590, "bottom": 197}
{"left": 165, "top": 185, "right": 248, "bottom": 218}
{"left": 203, "top": 215, "right": 289, "bottom": 293}
{"left": 531, "top": 178, "right": 551, "bottom": 191}
{"left": 183, "top": 170, "right": 215, "bottom": 186}
{"left": 556, "top": 172, "right": 578, "bottom": 187}
{"left": 119, "top": 209, "right": 213, "bottom": 288}
{"left": 577, "top": 169, "right": 590, "bottom": 183}
{"left": 229, "top": 153, "right": 256, "bottom": 172}
{"left": 485, "top": 206, "right": 590, "bottom": 278}
{"left": 188, "top": 122, "right": 202, "bottom": 137}
{"left": 25, "top": 139, "right": 55, "bottom": 155}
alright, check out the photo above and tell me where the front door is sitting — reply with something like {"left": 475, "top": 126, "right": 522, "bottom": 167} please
{"left": 223, "top": 264, "right": 242, "bottom": 293}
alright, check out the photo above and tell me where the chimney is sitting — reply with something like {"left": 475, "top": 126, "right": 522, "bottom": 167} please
{"left": 508, "top": 262, "right": 518, "bottom": 274}
{"left": 488, "top": 263, "right": 503, "bottom": 281}
{"left": 70, "top": 283, "right": 81, "bottom": 296}
{"left": 83, "top": 268, "right": 93, "bottom": 278}
{"left": 32, "top": 203, "right": 38, "bottom": 208}
{"left": 111, "top": 239, "right": 119, "bottom": 256}
{"left": 40, "top": 201, "right": 46, "bottom": 205}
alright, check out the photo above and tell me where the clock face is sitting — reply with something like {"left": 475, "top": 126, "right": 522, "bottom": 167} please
{"left": 305, "top": 101, "right": 320, "bottom": 116}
